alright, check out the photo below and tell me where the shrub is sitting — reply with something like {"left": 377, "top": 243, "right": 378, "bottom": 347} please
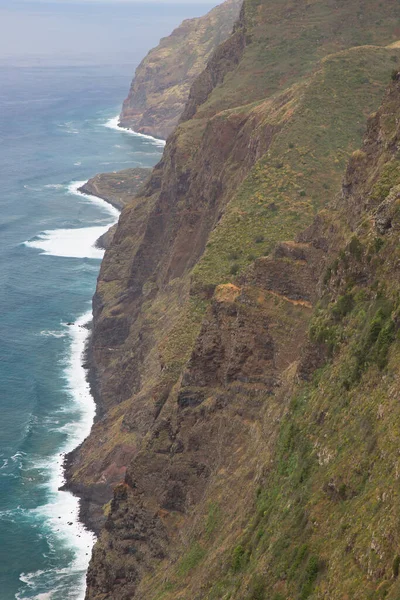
{"left": 374, "top": 320, "right": 395, "bottom": 369}
{"left": 231, "top": 545, "right": 250, "bottom": 572}
{"left": 348, "top": 236, "right": 363, "bottom": 261}
{"left": 230, "top": 263, "right": 240, "bottom": 276}
{"left": 300, "top": 555, "right": 320, "bottom": 599}
{"left": 288, "top": 544, "right": 309, "bottom": 580}
{"left": 373, "top": 237, "right": 385, "bottom": 253}
{"left": 323, "top": 267, "right": 332, "bottom": 285}
{"left": 393, "top": 554, "right": 400, "bottom": 578}
{"left": 351, "top": 149, "right": 367, "bottom": 162}
{"left": 332, "top": 294, "right": 354, "bottom": 320}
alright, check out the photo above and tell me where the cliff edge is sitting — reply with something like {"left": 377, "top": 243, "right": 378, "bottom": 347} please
{"left": 118, "top": 0, "right": 242, "bottom": 139}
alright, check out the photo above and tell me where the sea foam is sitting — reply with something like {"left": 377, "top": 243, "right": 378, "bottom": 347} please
{"left": 25, "top": 226, "right": 108, "bottom": 259}
{"left": 19, "top": 184, "right": 120, "bottom": 597}
{"left": 17, "top": 313, "right": 96, "bottom": 600}
{"left": 103, "top": 115, "right": 166, "bottom": 148}
{"left": 67, "top": 180, "right": 120, "bottom": 220}
{"left": 24, "top": 181, "right": 119, "bottom": 259}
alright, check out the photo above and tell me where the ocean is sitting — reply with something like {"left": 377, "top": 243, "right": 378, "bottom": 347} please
{"left": 0, "top": 64, "right": 165, "bottom": 599}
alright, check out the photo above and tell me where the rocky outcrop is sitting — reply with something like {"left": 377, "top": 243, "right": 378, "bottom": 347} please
{"left": 65, "top": 0, "right": 400, "bottom": 598}
{"left": 119, "top": 0, "right": 242, "bottom": 139}
{"left": 79, "top": 168, "right": 151, "bottom": 211}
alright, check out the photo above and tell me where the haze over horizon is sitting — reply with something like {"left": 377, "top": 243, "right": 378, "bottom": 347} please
{"left": 0, "top": 0, "right": 216, "bottom": 66}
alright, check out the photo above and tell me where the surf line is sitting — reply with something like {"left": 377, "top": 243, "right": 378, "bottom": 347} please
{"left": 24, "top": 182, "right": 119, "bottom": 259}
{"left": 103, "top": 115, "right": 166, "bottom": 148}
{"left": 18, "top": 183, "right": 121, "bottom": 599}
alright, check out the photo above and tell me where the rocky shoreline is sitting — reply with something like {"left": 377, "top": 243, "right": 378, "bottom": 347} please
{"left": 62, "top": 165, "right": 153, "bottom": 535}
{"left": 78, "top": 167, "right": 151, "bottom": 211}
{"left": 62, "top": 327, "right": 108, "bottom": 536}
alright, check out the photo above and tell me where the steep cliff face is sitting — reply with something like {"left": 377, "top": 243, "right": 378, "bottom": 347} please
{"left": 65, "top": 0, "right": 400, "bottom": 597}
{"left": 86, "top": 72, "right": 400, "bottom": 600}
{"left": 118, "top": 0, "right": 242, "bottom": 139}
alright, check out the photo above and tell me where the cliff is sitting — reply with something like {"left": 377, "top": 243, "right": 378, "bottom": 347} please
{"left": 65, "top": 0, "right": 400, "bottom": 597}
{"left": 118, "top": 0, "right": 241, "bottom": 139}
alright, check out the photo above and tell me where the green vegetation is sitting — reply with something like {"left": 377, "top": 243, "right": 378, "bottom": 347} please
{"left": 371, "top": 160, "right": 400, "bottom": 203}
{"left": 177, "top": 543, "right": 207, "bottom": 577}
{"left": 205, "top": 503, "right": 221, "bottom": 539}
{"left": 199, "top": 0, "right": 400, "bottom": 118}
{"left": 192, "top": 46, "right": 400, "bottom": 290}
{"left": 231, "top": 545, "right": 250, "bottom": 573}
{"left": 393, "top": 555, "right": 400, "bottom": 578}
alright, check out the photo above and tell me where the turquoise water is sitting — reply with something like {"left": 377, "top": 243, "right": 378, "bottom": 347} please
{"left": 0, "top": 65, "right": 164, "bottom": 599}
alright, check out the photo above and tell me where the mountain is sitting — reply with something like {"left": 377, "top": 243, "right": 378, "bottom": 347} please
{"left": 65, "top": 0, "right": 400, "bottom": 598}
{"left": 118, "top": 0, "right": 242, "bottom": 139}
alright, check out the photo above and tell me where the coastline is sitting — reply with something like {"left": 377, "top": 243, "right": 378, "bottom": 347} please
{"left": 78, "top": 167, "right": 152, "bottom": 212}
{"left": 61, "top": 124, "right": 165, "bottom": 572}
{"left": 60, "top": 183, "right": 121, "bottom": 538}
{"left": 104, "top": 115, "right": 167, "bottom": 147}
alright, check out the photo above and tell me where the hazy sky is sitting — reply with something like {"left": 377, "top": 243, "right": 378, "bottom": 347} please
{"left": 0, "top": 1, "right": 216, "bottom": 65}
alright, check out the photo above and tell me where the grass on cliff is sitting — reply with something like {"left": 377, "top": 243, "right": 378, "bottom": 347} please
{"left": 184, "top": 286, "right": 400, "bottom": 599}
{"left": 143, "top": 94, "right": 400, "bottom": 598}
{"left": 197, "top": 0, "right": 400, "bottom": 118}
{"left": 191, "top": 46, "right": 400, "bottom": 291}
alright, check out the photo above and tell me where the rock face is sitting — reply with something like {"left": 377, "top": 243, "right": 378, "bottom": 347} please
{"left": 65, "top": 0, "right": 400, "bottom": 598}
{"left": 118, "top": 0, "right": 242, "bottom": 139}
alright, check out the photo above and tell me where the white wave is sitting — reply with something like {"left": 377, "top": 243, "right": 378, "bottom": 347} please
{"left": 24, "top": 180, "right": 119, "bottom": 259}
{"left": 11, "top": 451, "right": 27, "bottom": 462}
{"left": 57, "top": 122, "right": 80, "bottom": 135}
{"left": 103, "top": 115, "right": 166, "bottom": 148}
{"left": 24, "top": 227, "right": 108, "bottom": 259}
{"left": 23, "top": 185, "right": 42, "bottom": 192}
{"left": 74, "top": 162, "right": 82, "bottom": 166}
{"left": 43, "top": 184, "right": 64, "bottom": 190}
{"left": 17, "top": 312, "right": 97, "bottom": 600}
{"left": 40, "top": 330, "right": 66, "bottom": 338}
{"left": 67, "top": 180, "right": 120, "bottom": 220}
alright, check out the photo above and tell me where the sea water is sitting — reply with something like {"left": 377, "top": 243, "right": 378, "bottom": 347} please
{"left": 0, "top": 65, "right": 164, "bottom": 599}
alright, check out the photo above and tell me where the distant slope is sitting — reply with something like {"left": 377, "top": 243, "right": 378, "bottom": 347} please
{"left": 118, "top": 0, "right": 242, "bottom": 139}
